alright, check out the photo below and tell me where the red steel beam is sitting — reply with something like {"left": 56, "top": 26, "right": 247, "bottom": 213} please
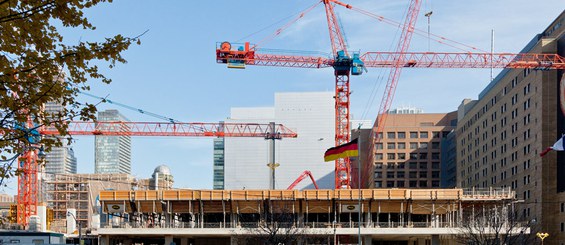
{"left": 39, "top": 122, "right": 298, "bottom": 138}
{"left": 361, "top": 52, "right": 565, "bottom": 69}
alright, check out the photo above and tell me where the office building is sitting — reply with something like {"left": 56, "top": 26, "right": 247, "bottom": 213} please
{"left": 456, "top": 11, "right": 565, "bottom": 243}
{"left": 43, "top": 102, "right": 77, "bottom": 174}
{"left": 222, "top": 92, "right": 335, "bottom": 190}
{"left": 373, "top": 109, "right": 457, "bottom": 188}
{"left": 95, "top": 109, "right": 132, "bottom": 174}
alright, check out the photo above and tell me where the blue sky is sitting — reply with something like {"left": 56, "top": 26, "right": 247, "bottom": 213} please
{"left": 3, "top": 0, "right": 564, "bottom": 194}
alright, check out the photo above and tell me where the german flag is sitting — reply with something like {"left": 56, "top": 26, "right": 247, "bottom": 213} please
{"left": 324, "top": 138, "right": 359, "bottom": 162}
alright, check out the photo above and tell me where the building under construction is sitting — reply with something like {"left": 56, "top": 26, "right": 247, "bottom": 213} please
{"left": 97, "top": 188, "right": 526, "bottom": 245}
{"left": 44, "top": 173, "right": 138, "bottom": 233}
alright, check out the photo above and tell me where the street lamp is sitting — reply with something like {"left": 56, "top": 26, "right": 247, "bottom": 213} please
{"left": 536, "top": 232, "right": 549, "bottom": 245}
{"left": 67, "top": 211, "right": 82, "bottom": 245}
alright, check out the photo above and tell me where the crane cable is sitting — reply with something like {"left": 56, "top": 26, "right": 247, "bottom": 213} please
{"left": 334, "top": 3, "right": 486, "bottom": 53}
{"left": 77, "top": 90, "right": 180, "bottom": 123}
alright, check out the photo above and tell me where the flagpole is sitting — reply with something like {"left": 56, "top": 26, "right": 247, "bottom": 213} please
{"left": 357, "top": 125, "right": 362, "bottom": 245}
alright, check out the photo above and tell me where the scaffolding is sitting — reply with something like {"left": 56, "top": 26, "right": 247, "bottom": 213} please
{"left": 44, "top": 173, "right": 138, "bottom": 233}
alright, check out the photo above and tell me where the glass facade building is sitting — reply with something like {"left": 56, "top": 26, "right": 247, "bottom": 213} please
{"left": 213, "top": 138, "right": 225, "bottom": 189}
{"left": 95, "top": 110, "right": 131, "bottom": 174}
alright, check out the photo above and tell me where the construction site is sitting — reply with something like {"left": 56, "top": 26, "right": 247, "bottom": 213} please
{"left": 2, "top": 0, "right": 565, "bottom": 245}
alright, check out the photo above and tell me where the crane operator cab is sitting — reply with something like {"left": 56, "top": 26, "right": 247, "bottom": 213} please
{"left": 333, "top": 50, "right": 366, "bottom": 76}
{"left": 216, "top": 41, "right": 252, "bottom": 69}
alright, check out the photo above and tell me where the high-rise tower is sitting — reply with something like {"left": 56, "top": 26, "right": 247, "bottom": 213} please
{"left": 94, "top": 110, "right": 131, "bottom": 174}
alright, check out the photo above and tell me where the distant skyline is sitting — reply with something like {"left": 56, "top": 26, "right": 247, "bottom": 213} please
{"left": 2, "top": 0, "right": 564, "bottom": 194}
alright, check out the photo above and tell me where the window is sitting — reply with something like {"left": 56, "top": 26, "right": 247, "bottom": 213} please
{"left": 397, "top": 172, "right": 405, "bottom": 178}
{"left": 432, "top": 162, "right": 440, "bottom": 169}
{"left": 375, "top": 172, "right": 383, "bottom": 178}
{"left": 410, "top": 132, "right": 418, "bottom": 138}
{"left": 398, "top": 132, "right": 406, "bottom": 139}
{"left": 409, "top": 162, "right": 418, "bottom": 169}
{"left": 432, "top": 171, "right": 440, "bottom": 178}
{"left": 375, "top": 163, "right": 383, "bottom": 169}
{"left": 409, "top": 171, "right": 417, "bottom": 178}
{"left": 419, "top": 181, "right": 428, "bottom": 187}
{"left": 419, "top": 172, "right": 428, "bottom": 178}
{"left": 387, "top": 132, "right": 396, "bottom": 139}
{"left": 387, "top": 172, "right": 395, "bottom": 178}
{"left": 433, "top": 131, "right": 440, "bottom": 138}
{"left": 419, "top": 153, "right": 428, "bottom": 160}
{"left": 409, "top": 181, "right": 417, "bottom": 187}
{"left": 375, "top": 143, "right": 383, "bottom": 150}
{"left": 387, "top": 181, "right": 395, "bottom": 187}
{"left": 432, "top": 181, "right": 440, "bottom": 187}
{"left": 410, "top": 153, "right": 418, "bottom": 160}
{"left": 432, "top": 142, "right": 440, "bottom": 149}
{"left": 387, "top": 153, "right": 395, "bottom": 160}
{"left": 410, "top": 142, "right": 418, "bottom": 149}
{"left": 420, "top": 163, "right": 427, "bottom": 169}
{"left": 375, "top": 154, "right": 383, "bottom": 160}
{"left": 397, "top": 163, "right": 405, "bottom": 169}
{"left": 398, "top": 153, "right": 406, "bottom": 160}
{"left": 375, "top": 181, "right": 382, "bottom": 187}
{"left": 432, "top": 153, "right": 440, "bottom": 160}
{"left": 387, "top": 143, "right": 396, "bottom": 149}
{"left": 420, "top": 131, "right": 428, "bottom": 138}
{"left": 398, "top": 143, "right": 406, "bottom": 149}
{"left": 420, "top": 142, "right": 428, "bottom": 149}
{"left": 397, "top": 181, "right": 405, "bottom": 187}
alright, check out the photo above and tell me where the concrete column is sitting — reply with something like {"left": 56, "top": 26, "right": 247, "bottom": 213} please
{"left": 180, "top": 238, "right": 188, "bottom": 245}
{"left": 165, "top": 235, "right": 174, "bottom": 245}
{"left": 363, "top": 236, "right": 372, "bottom": 245}
{"left": 230, "top": 236, "right": 238, "bottom": 245}
{"left": 431, "top": 235, "right": 440, "bottom": 245}
{"left": 99, "top": 236, "right": 109, "bottom": 245}
{"left": 417, "top": 238, "right": 426, "bottom": 245}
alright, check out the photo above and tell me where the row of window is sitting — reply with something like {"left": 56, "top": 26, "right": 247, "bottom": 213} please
{"left": 376, "top": 142, "right": 441, "bottom": 150}
{"left": 375, "top": 171, "right": 440, "bottom": 179}
{"left": 375, "top": 162, "right": 441, "bottom": 169}
{"left": 376, "top": 152, "right": 441, "bottom": 160}
{"left": 375, "top": 180, "right": 440, "bottom": 188}
{"left": 379, "top": 131, "right": 451, "bottom": 139}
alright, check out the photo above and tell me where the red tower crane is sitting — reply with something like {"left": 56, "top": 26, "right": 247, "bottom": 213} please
{"left": 16, "top": 121, "right": 297, "bottom": 226}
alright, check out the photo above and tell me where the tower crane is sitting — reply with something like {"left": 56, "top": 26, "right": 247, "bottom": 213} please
{"left": 215, "top": 0, "right": 565, "bottom": 189}
{"left": 16, "top": 121, "right": 297, "bottom": 226}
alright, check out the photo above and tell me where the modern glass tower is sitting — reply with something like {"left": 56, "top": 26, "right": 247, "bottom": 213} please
{"left": 43, "top": 102, "right": 77, "bottom": 174}
{"left": 95, "top": 109, "right": 131, "bottom": 174}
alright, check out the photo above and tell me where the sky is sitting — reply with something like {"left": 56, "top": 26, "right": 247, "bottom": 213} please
{"left": 2, "top": 0, "right": 564, "bottom": 194}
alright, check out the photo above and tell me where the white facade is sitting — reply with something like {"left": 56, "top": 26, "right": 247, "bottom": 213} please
{"left": 224, "top": 92, "right": 335, "bottom": 190}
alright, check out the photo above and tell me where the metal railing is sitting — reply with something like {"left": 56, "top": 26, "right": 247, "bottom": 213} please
{"left": 99, "top": 221, "right": 466, "bottom": 229}
{"left": 462, "top": 187, "right": 514, "bottom": 199}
